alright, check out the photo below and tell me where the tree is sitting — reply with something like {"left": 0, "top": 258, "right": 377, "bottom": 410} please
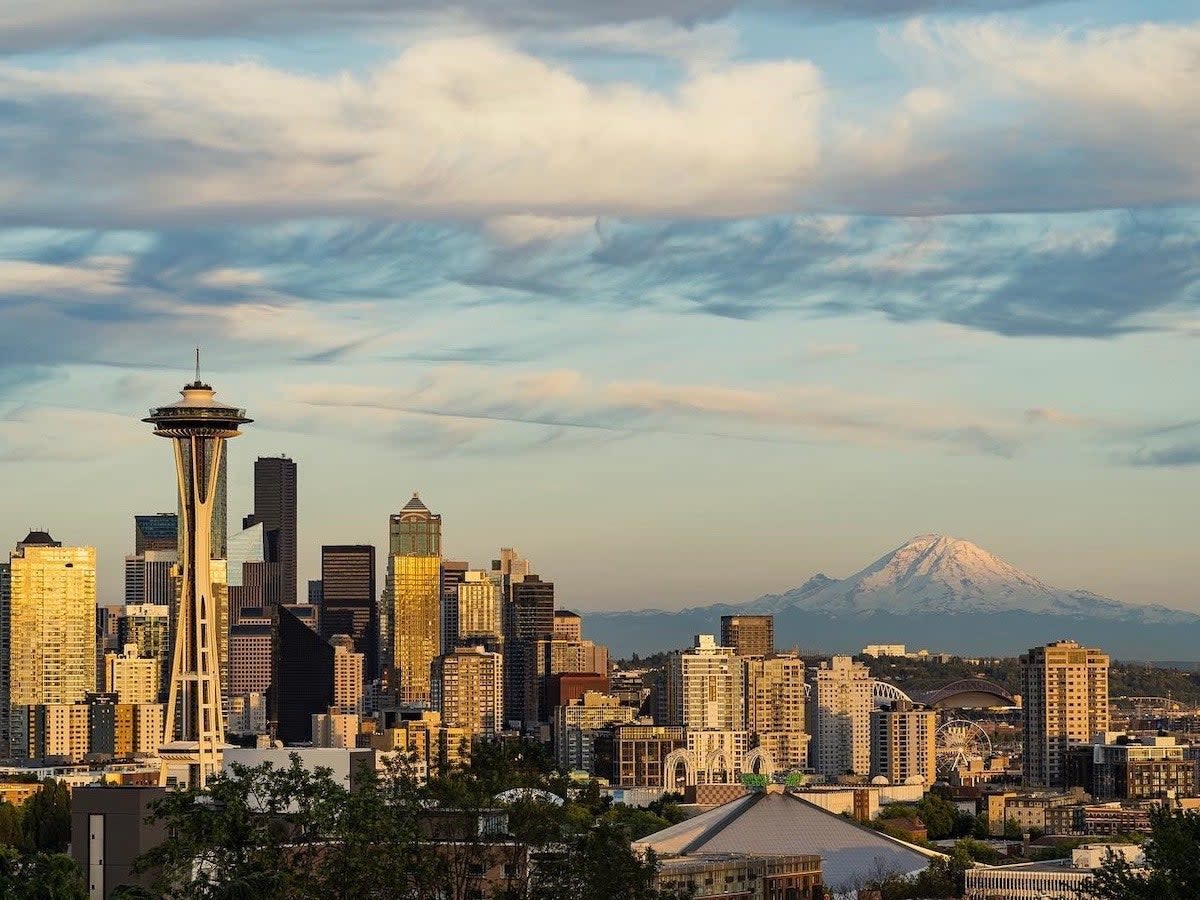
{"left": 530, "top": 822, "right": 693, "bottom": 900}
{"left": 22, "top": 781, "right": 71, "bottom": 853}
{"left": 1085, "top": 806, "right": 1200, "bottom": 900}
{"left": 0, "top": 801, "right": 26, "bottom": 850}
{"left": 0, "top": 848, "right": 86, "bottom": 900}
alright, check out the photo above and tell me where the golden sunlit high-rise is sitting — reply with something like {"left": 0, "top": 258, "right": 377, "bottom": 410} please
{"left": 0, "top": 531, "right": 96, "bottom": 758}
{"left": 383, "top": 493, "right": 442, "bottom": 705}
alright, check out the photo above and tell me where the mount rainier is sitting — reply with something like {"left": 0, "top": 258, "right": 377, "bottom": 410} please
{"left": 584, "top": 534, "right": 1198, "bottom": 660}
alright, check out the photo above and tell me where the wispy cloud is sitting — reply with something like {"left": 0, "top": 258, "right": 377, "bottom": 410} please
{"left": 282, "top": 366, "right": 1023, "bottom": 457}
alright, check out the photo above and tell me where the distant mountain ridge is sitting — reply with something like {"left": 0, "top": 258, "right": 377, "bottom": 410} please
{"left": 583, "top": 534, "right": 1199, "bottom": 660}
{"left": 743, "top": 534, "right": 1194, "bottom": 624}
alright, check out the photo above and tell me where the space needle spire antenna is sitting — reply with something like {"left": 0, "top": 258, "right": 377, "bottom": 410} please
{"left": 143, "top": 358, "right": 252, "bottom": 789}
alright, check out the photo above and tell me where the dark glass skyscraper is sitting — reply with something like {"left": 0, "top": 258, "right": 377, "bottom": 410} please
{"left": 271, "top": 605, "right": 334, "bottom": 744}
{"left": 134, "top": 514, "right": 178, "bottom": 554}
{"left": 252, "top": 456, "right": 298, "bottom": 605}
{"left": 320, "top": 545, "right": 377, "bottom": 678}
{"left": 503, "top": 575, "right": 555, "bottom": 728}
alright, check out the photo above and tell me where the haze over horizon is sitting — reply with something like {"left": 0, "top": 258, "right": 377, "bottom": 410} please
{"left": 0, "top": 0, "right": 1196, "bottom": 614}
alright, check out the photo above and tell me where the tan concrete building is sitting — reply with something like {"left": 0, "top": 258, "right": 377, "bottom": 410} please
{"left": 813, "top": 655, "right": 873, "bottom": 777}
{"left": 1022, "top": 640, "right": 1109, "bottom": 787}
{"left": 369, "top": 710, "right": 470, "bottom": 781}
{"left": 743, "top": 654, "right": 808, "bottom": 774}
{"left": 456, "top": 570, "right": 502, "bottom": 642}
{"left": 331, "top": 635, "right": 365, "bottom": 715}
{"left": 666, "top": 635, "right": 745, "bottom": 732}
{"left": 870, "top": 701, "right": 937, "bottom": 786}
{"left": 104, "top": 645, "right": 160, "bottom": 706}
{"left": 114, "top": 703, "right": 164, "bottom": 757}
{"left": 432, "top": 645, "right": 503, "bottom": 740}
{"left": 312, "top": 711, "right": 360, "bottom": 748}
{"left": 2, "top": 533, "right": 96, "bottom": 758}
{"left": 553, "top": 690, "right": 635, "bottom": 772}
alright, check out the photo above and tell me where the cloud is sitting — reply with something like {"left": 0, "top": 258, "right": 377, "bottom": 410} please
{"left": 0, "top": 406, "right": 145, "bottom": 462}
{"left": 1123, "top": 443, "right": 1200, "bottom": 468}
{"left": 0, "top": 1, "right": 1058, "bottom": 54}
{"left": 0, "top": 38, "right": 823, "bottom": 226}
{"left": 283, "top": 366, "right": 1022, "bottom": 456}
{"left": 3, "top": 20, "right": 1196, "bottom": 226}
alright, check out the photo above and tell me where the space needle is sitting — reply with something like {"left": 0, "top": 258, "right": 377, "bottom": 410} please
{"left": 144, "top": 352, "right": 252, "bottom": 789}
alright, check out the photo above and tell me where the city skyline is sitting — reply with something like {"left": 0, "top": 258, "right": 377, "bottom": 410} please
{"left": 0, "top": 0, "right": 1197, "bottom": 617}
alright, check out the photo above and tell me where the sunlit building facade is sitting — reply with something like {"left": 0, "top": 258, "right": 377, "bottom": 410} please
{"left": 383, "top": 494, "right": 442, "bottom": 705}
{"left": 1, "top": 532, "right": 97, "bottom": 758}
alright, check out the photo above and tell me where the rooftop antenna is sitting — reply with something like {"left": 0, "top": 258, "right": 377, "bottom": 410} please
{"left": 195, "top": 347, "right": 201, "bottom": 383}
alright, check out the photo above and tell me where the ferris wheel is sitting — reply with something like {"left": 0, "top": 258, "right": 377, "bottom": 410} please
{"left": 935, "top": 720, "right": 992, "bottom": 773}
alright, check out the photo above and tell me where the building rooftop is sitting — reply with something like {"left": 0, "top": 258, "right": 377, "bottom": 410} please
{"left": 401, "top": 493, "right": 429, "bottom": 511}
{"left": 19, "top": 530, "right": 60, "bottom": 547}
{"left": 634, "top": 787, "right": 940, "bottom": 893}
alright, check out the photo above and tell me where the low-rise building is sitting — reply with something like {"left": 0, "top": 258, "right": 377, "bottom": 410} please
{"left": 654, "top": 853, "right": 823, "bottom": 900}
{"left": 964, "top": 844, "right": 1142, "bottom": 899}
{"left": 553, "top": 691, "right": 635, "bottom": 773}
{"left": 1067, "top": 734, "right": 1196, "bottom": 801}
{"left": 595, "top": 723, "right": 686, "bottom": 789}
{"left": 1004, "top": 793, "right": 1078, "bottom": 832}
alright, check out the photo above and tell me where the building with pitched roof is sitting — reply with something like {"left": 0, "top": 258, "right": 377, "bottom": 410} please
{"left": 633, "top": 785, "right": 941, "bottom": 896}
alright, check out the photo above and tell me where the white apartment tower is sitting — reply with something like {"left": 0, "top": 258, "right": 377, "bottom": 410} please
{"left": 667, "top": 635, "right": 745, "bottom": 731}
{"left": 813, "top": 655, "right": 873, "bottom": 777}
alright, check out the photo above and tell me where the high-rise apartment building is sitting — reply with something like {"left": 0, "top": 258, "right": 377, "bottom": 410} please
{"left": 720, "top": 615, "right": 774, "bottom": 658}
{"left": 1022, "top": 639, "right": 1110, "bottom": 788}
{"left": 330, "top": 635, "right": 365, "bottom": 716}
{"left": 813, "top": 655, "right": 873, "bottom": 778}
{"left": 320, "top": 545, "right": 377, "bottom": 677}
{"left": 432, "top": 645, "right": 504, "bottom": 741}
{"left": 870, "top": 701, "right": 937, "bottom": 786}
{"left": 743, "top": 655, "right": 808, "bottom": 773}
{"left": 383, "top": 495, "right": 441, "bottom": 705}
{"left": 456, "top": 570, "right": 502, "bottom": 644}
{"left": 117, "top": 604, "right": 170, "bottom": 699}
{"left": 252, "top": 456, "right": 298, "bottom": 605}
{"left": 1, "top": 532, "right": 97, "bottom": 758}
{"left": 666, "top": 635, "right": 745, "bottom": 732}
{"left": 553, "top": 610, "right": 583, "bottom": 642}
{"left": 104, "top": 645, "right": 160, "bottom": 705}
{"left": 227, "top": 522, "right": 281, "bottom": 622}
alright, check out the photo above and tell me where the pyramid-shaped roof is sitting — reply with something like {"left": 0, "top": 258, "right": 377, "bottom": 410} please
{"left": 402, "top": 493, "right": 429, "bottom": 512}
{"left": 634, "top": 789, "right": 940, "bottom": 893}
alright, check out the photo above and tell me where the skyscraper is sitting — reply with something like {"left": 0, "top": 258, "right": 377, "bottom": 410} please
{"left": 743, "top": 654, "right": 808, "bottom": 773}
{"left": 666, "top": 635, "right": 745, "bottom": 732}
{"left": 432, "top": 645, "right": 503, "bottom": 741}
{"left": 1022, "top": 639, "right": 1110, "bottom": 788}
{"left": 144, "top": 367, "right": 251, "bottom": 788}
{"left": 134, "top": 514, "right": 178, "bottom": 554}
{"left": 456, "top": 570, "right": 502, "bottom": 644}
{"left": 320, "top": 545, "right": 377, "bottom": 678}
{"left": 720, "top": 615, "right": 774, "bottom": 658}
{"left": 271, "top": 605, "right": 335, "bottom": 744}
{"left": 252, "top": 456, "right": 298, "bottom": 605}
{"left": 439, "top": 560, "right": 469, "bottom": 652}
{"left": 813, "top": 655, "right": 873, "bottom": 778}
{"left": 870, "top": 700, "right": 937, "bottom": 786}
{"left": 503, "top": 574, "right": 555, "bottom": 728}
{"left": 383, "top": 494, "right": 441, "bottom": 705}
{"left": 1, "top": 532, "right": 97, "bottom": 759}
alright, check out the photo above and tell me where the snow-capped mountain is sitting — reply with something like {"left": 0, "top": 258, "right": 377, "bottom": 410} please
{"left": 583, "top": 533, "right": 1199, "bottom": 659}
{"left": 745, "top": 534, "right": 1195, "bottom": 624}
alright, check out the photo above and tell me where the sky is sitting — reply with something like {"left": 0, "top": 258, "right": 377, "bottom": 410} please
{"left": 0, "top": 0, "right": 1197, "bottom": 614}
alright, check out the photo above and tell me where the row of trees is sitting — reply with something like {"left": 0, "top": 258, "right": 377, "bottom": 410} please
{"left": 0, "top": 780, "right": 85, "bottom": 900}
{"left": 125, "top": 742, "right": 694, "bottom": 900}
